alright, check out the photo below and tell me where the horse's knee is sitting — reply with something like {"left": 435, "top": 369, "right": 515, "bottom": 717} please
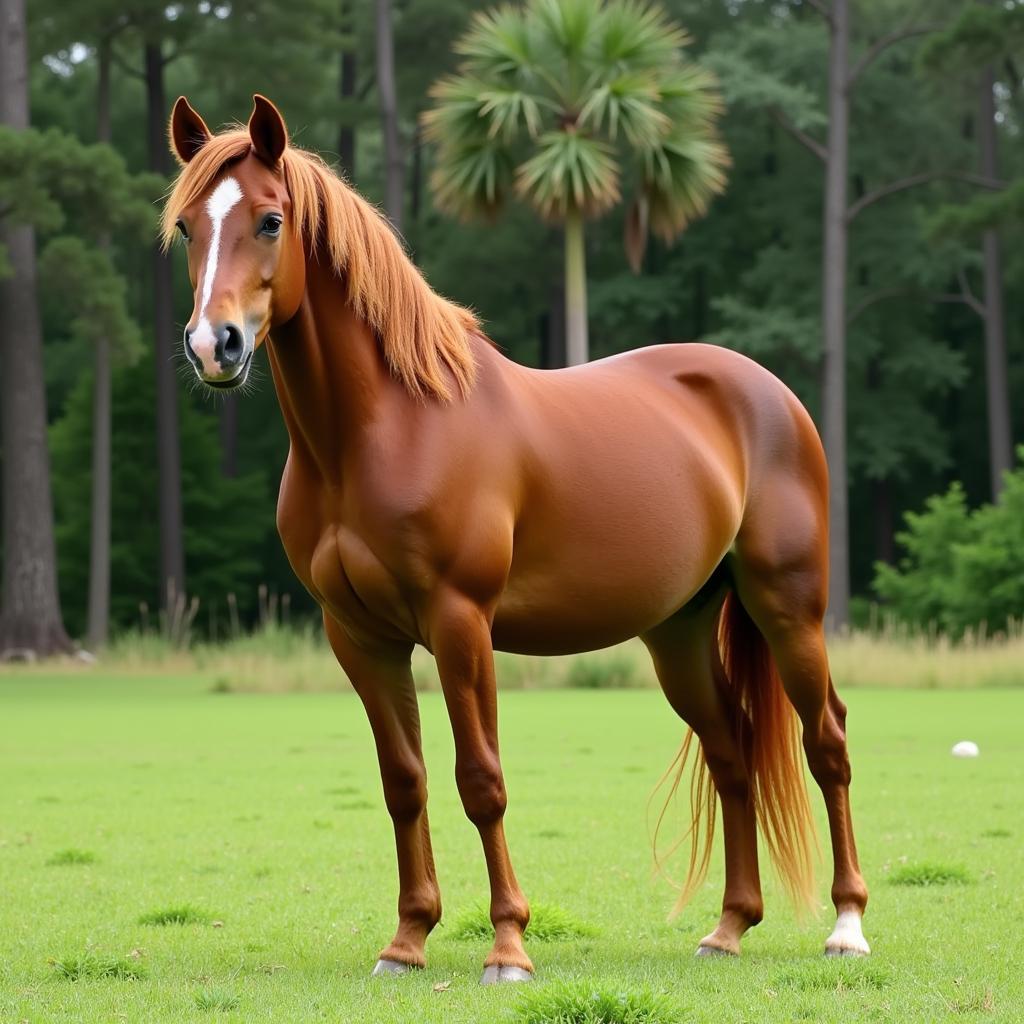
{"left": 380, "top": 759, "right": 427, "bottom": 823}
{"left": 455, "top": 756, "right": 507, "bottom": 826}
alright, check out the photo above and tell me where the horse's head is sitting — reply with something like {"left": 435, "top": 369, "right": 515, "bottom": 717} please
{"left": 167, "top": 95, "right": 306, "bottom": 390}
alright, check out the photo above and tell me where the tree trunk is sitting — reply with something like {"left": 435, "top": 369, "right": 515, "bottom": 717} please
{"left": 542, "top": 277, "right": 567, "bottom": 369}
{"left": 144, "top": 40, "right": 186, "bottom": 607}
{"left": 564, "top": 208, "right": 588, "bottom": 366}
{"left": 87, "top": 36, "right": 113, "bottom": 650}
{"left": 0, "top": 0, "right": 73, "bottom": 657}
{"left": 338, "top": 0, "right": 356, "bottom": 180}
{"left": 821, "top": 0, "right": 850, "bottom": 631}
{"left": 375, "top": 0, "right": 403, "bottom": 234}
{"left": 871, "top": 477, "right": 894, "bottom": 566}
{"left": 978, "top": 64, "right": 1013, "bottom": 498}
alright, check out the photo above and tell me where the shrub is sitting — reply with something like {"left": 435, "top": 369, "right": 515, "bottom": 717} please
{"left": 874, "top": 451, "right": 1024, "bottom": 635}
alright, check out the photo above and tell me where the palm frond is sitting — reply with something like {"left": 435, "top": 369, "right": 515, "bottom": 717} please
{"left": 640, "top": 132, "right": 729, "bottom": 241}
{"left": 515, "top": 130, "right": 620, "bottom": 219}
{"left": 430, "top": 137, "right": 517, "bottom": 219}
{"left": 595, "top": 0, "right": 689, "bottom": 72}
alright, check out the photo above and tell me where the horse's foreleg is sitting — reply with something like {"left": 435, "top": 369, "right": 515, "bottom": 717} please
{"left": 323, "top": 616, "right": 441, "bottom": 973}
{"left": 430, "top": 592, "right": 533, "bottom": 984}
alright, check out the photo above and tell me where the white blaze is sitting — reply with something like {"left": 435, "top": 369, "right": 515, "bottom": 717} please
{"left": 191, "top": 176, "right": 244, "bottom": 373}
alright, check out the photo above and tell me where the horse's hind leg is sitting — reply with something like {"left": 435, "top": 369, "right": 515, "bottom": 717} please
{"left": 731, "top": 488, "right": 870, "bottom": 956}
{"left": 643, "top": 593, "right": 763, "bottom": 957}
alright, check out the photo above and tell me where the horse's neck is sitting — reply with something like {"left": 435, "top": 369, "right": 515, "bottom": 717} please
{"left": 266, "top": 258, "right": 397, "bottom": 481}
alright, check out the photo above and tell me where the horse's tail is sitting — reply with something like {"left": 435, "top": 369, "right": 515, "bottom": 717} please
{"left": 652, "top": 590, "right": 817, "bottom": 916}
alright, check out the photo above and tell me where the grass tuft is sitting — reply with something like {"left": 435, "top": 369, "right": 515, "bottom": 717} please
{"left": 194, "top": 987, "right": 240, "bottom": 1011}
{"left": 888, "top": 862, "right": 972, "bottom": 887}
{"left": 982, "top": 827, "right": 1011, "bottom": 839}
{"left": 449, "top": 902, "right": 597, "bottom": 942}
{"left": 50, "top": 953, "right": 146, "bottom": 981}
{"left": 138, "top": 903, "right": 214, "bottom": 926}
{"left": 46, "top": 847, "right": 97, "bottom": 866}
{"left": 514, "top": 981, "right": 684, "bottom": 1024}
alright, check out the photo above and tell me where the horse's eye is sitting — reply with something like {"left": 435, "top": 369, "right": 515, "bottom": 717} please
{"left": 259, "top": 214, "right": 283, "bottom": 238}
{"left": 175, "top": 219, "right": 189, "bottom": 241}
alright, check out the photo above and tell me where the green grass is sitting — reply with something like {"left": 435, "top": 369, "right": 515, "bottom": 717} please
{"left": 46, "top": 847, "right": 98, "bottom": 866}
{"left": 887, "top": 862, "right": 973, "bottom": 887}
{"left": 0, "top": 674, "right": 1021, "bottom": 1022}
{"left": 449, "top": 901, "right": 597, "bottom": 942}
{"left": 49, "top": 953, "right": 147, "bottom": 981}
{"left": 139, "top": 904, "right": 215, "bottom": 926}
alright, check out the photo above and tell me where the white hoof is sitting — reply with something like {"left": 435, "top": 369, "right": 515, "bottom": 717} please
{"left": 480, "top": 965, "right": 534, "bottom": 985}
{"left": 824, "top": 910, "right": 871, "bottom": 957}
{"left": 695, "top": 944, "right": 737, "bottom": 958}
{"left": 372, "top": 958, "right": 413, "bottom": 976}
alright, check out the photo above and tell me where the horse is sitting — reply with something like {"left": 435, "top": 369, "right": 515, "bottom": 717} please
{"left": 163, "top": 94, "right": 870, "bottom": 983}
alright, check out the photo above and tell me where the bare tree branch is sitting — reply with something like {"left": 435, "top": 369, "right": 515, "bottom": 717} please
{"left": 847, "top": 285, "right": 986, "bottom": 324}
{"left": 803, "top": 0, "right": 832, "bottom": 22}
{"left": 956, "top": 268, "right": 987, "bottom": 318}
{"left": 771, "top": 107, "right": 828, "bottom": 163}
{"left": 847, "top": 171, "right": 1004, "bottom": 222}
{"left": 847, "top": 24, "right": 943, "bottom": 88}
{"left": 110, "top": 48, "right": 144, "bottom": 81}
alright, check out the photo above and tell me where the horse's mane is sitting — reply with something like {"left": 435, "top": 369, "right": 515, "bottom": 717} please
{"left": 161, "top": 130, "right": 478, "bottom": 402}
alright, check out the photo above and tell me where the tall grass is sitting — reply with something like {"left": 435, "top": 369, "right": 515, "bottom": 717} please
{"left": 3, "top": 612, "right": 1022, "bottom": 691}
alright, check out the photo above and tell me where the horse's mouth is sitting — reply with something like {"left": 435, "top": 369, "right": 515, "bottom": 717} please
{"left": 202, "top": 352, "right": 253, "bottom": 391}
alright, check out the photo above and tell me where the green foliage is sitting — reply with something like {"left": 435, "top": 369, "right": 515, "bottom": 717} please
{"left": 50, "top": 952, "right": 146, "bottom": 981}
{"left": 46, "top": 847, "right": 98, "bottom": 866}
{"left": 0, "top": 125, "right": 158, "bottom": 253}
{"left": 449, "top": 901, "right": 597, "bottom": 941}
{"left": 424, "top": 0, "right": 728, "bottom": 240}
{"left": 38, "top": 236, "right": 142, "bottom": 361}
{"left": 919, "top": 4, "right": 1024, "bottom": 73}
{"left": 888, "top": 862, "right": 972, "bottom": 887}
{"left": 566, "top": 651, "right": 636, "bottom": 689}
{"left": 193, "top": 988, "right": 240, "bottom": 1011}
{"left": 514, "top": 982, "right": 684, "bottom": 1024}
{"left": 138, "top": 904, "right": 214, "bottom": 926}
{"left": 874, "top": 451, "right": 1024, "bottom": 634}
{"left": 49, "top": 361, "right": 272, "bottom": 639}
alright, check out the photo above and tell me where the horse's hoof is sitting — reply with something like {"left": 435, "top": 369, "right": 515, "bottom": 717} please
{"left": 480, "top": 965, "right": 534, "bottom": 985}
{"left": 372, "top": 958, "right": 413, "bottom": 976}
{"left": 695, "top": 944, "right": 737, "bottom": 958}
{"left": 824, "top": 910, "right": 870, "bottom": 957}
{"left": 825, "top": 946, "right": 870, "bottom": 958}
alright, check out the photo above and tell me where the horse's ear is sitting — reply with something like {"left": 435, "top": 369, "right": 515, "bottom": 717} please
{"left": 169, "top": 96, "right": 212, "bottom": 165}
{"left": 248, "top": 95, "right": 288, "bottom": 167}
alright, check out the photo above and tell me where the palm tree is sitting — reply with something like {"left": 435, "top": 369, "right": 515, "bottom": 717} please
{"left": 423, "top": 0, "right": 728, "bottom": 365}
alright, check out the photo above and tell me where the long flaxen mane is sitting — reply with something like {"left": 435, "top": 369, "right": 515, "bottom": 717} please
{"left": 161, "top": 130, "right": 479, "bottom": 402}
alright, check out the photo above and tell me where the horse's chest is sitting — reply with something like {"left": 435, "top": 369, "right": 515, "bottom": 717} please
{"left": 294, "top": 520, "right": 421, "bottom": 645}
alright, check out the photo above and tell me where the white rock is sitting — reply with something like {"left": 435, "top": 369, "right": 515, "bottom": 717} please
{"left": 951, "top": 740, "right": 979, "bottom": 758}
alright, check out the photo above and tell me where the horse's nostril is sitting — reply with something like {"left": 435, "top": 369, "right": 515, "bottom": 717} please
{"left": 216, "top": 323, "right": 246, "bottom": 367}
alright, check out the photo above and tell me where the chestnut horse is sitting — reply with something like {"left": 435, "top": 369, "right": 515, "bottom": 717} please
{"left": 164, "top": 96, "right": 869, "bottom": 983}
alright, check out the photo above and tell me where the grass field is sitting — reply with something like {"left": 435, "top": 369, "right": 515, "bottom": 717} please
{"left": 1, "top": 673, "right": 1021, "bottom": 1022}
